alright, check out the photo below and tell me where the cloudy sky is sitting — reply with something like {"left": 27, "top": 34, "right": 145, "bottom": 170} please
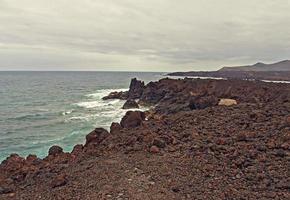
{"left": 0, "top": 0, "right": 289, "bottom": 71}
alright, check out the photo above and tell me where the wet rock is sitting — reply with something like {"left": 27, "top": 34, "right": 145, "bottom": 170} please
{"left": 102, "top": 91, "right": 128, "bottom": 100}
{"left": 85, "top": 128, "right": 109, "bottom": 147}
{"left": 48, "top": 146, "right": 63, "bottom": 156}
{"left": 120, "top": 111, "right": 145, "bottom": 128}
{"left": 149, "top": 146, "right": 160, "bottom": 153}
{"left": 122, "top": 99, "right": 139, "bottom": 109}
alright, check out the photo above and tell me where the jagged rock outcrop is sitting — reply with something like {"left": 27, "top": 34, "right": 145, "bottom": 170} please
{"left": 102, "top": 78, "right": 145, "bottom": 100}
{"left": 85, "top": 128, "right": 109, "bottom": 147}
{"left": 103, "top": 78, "right": 290, "bottom": 115}
{"left": 110, "top": 122, "right": 122, "bottom": 134}
{"left": 127, "top": 78, "right": 145, "bottom": 99}
{"left": 122, "top": 99, "right": 139, "bottom": 109}
{"left": 120, "top": 111, "right": 145, "bottom": 128}
{"left": 102, "top": 91, "right": 128, "bottom": 100}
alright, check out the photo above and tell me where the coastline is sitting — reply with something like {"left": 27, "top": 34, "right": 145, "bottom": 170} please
{"left": 167, "top": 71, "right": 290, "bottom": 82}
{"left": 0, "top": 77, "right": 289, "bottom": 199}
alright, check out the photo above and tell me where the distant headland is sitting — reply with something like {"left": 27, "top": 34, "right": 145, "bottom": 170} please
{"left": 168, "top": 60, "right": 290, "bottom": 81}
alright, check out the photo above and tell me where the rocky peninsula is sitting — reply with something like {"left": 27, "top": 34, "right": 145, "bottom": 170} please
{"left": 168, "top": 60, "right": 290, "bottom": 81}
{"left": 0, "top": 78, "right": 289, "bottom": 199}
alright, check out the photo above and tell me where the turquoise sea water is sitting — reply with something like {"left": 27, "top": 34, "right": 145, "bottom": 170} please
{"left": 0, "top": 71, "right": 162, "bottom": 161}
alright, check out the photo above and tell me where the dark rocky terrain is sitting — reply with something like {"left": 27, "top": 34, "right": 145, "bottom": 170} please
{"left": 0, "top": 78, "right": 289, "bottom": 200}
{"left": 168, "top": 60, "right": 290, "bottom": 81}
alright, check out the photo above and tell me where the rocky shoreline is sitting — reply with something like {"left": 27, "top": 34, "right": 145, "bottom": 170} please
{"left": 0, "top": 78, "right": 290, "bottom": 199}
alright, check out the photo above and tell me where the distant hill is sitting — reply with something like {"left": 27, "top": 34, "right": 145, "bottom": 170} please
{"left": 167, "top": 60, "right": 290, "bottom": 81}
{"left": 219, "top": 60, "right": 290, "bottom": 72}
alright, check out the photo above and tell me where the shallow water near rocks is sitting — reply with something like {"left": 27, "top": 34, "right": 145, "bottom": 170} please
{"left": 0, "top": 71, "right": 163, "bottom": 161}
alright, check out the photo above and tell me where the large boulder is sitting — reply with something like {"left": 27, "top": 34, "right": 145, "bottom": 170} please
{"left": 85, "top": 128, "right": 109, "bottom": 147}
{"left": 120, "top": 111, "right": 146, "bottom": 128}
{"left": 0, "top": 154, "right": 25, "bottom": 172}
{"left": 128, "top": 78, "right": 145, "bottom": 99}
{"left": 48, "top": 146, "right": 63, "bottom": 156}
{"left": 218, "top": 98, "right": 237, "bottom": 106}
{"left": 110, "top": 122, "right": 122, "bottom": 134}
{"left": 122, "top": 99, "right": 139, "bottom": 109}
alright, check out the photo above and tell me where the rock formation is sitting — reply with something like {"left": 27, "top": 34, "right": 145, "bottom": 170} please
{"left": 122, "top": 99, "right": 139, "bottom": 109}
{"left": 0, "top": 78, "right": 289, "bottom": 199}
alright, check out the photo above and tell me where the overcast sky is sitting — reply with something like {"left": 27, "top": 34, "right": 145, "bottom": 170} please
{"left": 0, "top": 0, "right": 289, "bottom": 71}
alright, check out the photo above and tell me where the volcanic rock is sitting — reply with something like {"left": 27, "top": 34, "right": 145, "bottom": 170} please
{"left": 48, "top": 146, "right": 63, "bottom": 156}
{"left": 120, "top": 111, "right": 145, "bottom": 128}
{"left": 128, "top": 78, "right": 145, "bottom": 99}
{"left": 26, "top": 154, "right": 37, "bottom": 162}
{"left": 149, "top": 145, "right": 160, "bottom": 153}
{"left": 1, "top": 154, "right": 25, "bottom": 172}
{"left": 0, "top": 187, "right": 13, "bottom": 195}
{"left": 152, "top": 138, "right": 166, "bottom": 148}
{"left": 189, "top": 95, "right": 219, "bottom": 110}
{"left": 85, "top": 128, "right": 109, "bottom": 147}
{"left": 51, "top": 174, "right": 67, "bottom": 188}
{"left": 102, "top": 91, "right": 128, "bottom": 100}
{"left": 122, "top": 99, "right": 139, "bottom": 109}
{"left": 110, "top": 122, "right": 122, "bottom": 134}
{"left": 72, "top": 144, "right": 83, "bottom": 155}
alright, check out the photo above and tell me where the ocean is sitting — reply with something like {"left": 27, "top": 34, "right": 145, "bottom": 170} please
{"left": 0, "top": 71, "right": 163, "bottom": 161}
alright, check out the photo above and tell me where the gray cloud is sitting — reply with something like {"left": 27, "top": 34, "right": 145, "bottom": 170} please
{"left": 0, "top": 0, "right": 289, "bottom": 71}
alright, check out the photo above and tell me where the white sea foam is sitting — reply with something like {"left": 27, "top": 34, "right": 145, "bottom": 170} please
{"left": 75, "top": 101, "right": 108, "bottom": 108}
{"left": 85, "top": 88, "right": 128, "bottom": 99}
{"left": 62, "top": 110, "right": 74, "bottom": 115}
{"left": 75, "top": 99, "right": 122, "bottom": 109}
{"left": 262, "top": 80, "right": 290, "bottom": 84}
{"left": 69, "top": 116, "right": 89, "bottom": 121}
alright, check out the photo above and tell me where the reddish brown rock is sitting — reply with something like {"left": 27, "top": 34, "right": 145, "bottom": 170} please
{"left": 286, "top": 116, "right": 290, "bottom": 125}
{"left": 26, "top": 154, "right": 37, "bottom": 162}
{"left": 149, "top": 145, "right": 160, "bottom": 154}
{"left": 71, "top": 144, "right": 83, "bottom": 155}
{"left": 51, "top": 174, "right": 68, "bottom": 188}
{"left": 85, "top": 128, "right": 109, "bottom": 147}
{"left": 0, "top": 154, "right": 25, "bottom": 173}
{"left": 120, "top": 111, "right": 145, "bottom": 128}
{"left": 110, "top": 122, "right": 122, "bottom": 134}
{"left": 48, "top": 146, "right": 63, "bottom": 156}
